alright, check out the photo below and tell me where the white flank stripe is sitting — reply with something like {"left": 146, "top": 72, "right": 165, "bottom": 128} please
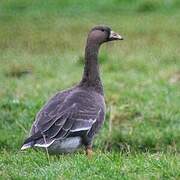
{"left": 34, "top": 140, "right": 55, "bottom": 148}
{"left": 70, "top": 127, "right": 90, "bottom": 132}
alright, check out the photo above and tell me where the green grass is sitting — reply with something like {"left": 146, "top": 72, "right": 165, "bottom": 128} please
{"left": 0, "top": 0, "right": 180, "bottom": 179}
{"left": 1, "top": 151, "right": 180, "bottom": 179}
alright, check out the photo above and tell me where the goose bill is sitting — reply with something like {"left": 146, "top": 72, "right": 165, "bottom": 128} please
{"left": 109, "top": 31, "right": 123, "bottom": 40}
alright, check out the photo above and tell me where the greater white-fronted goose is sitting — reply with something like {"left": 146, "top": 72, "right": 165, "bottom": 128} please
{"left": 21, "top": 25, "right": 123, "bottom": 156}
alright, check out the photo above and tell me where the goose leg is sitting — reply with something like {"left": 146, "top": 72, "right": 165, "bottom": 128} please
{"left": 86, "top": 145, "right": 93, "bottom": 158}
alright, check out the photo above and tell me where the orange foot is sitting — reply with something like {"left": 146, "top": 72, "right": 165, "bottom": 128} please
{"left": 86, "top": 146, "right": 93, "bottom": 158}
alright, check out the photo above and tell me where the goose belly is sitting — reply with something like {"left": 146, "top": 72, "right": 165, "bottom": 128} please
{"left": 47, "top": 137, "right": 82, "bottom": 154}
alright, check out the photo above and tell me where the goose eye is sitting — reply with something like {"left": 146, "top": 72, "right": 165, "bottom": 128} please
{"left": 101, "top": 29, "right": 105, "bottom": 32}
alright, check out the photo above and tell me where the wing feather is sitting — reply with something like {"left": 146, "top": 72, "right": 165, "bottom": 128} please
{"left": 22, "top": 90, "right": 105, "bottom": 149}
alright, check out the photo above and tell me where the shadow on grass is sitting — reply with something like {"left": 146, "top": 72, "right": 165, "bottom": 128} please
{"left": 95, "top": 104, "right": 180, "bottom": 154}
{"left": 100, "top": 136, "right": 178, "bottom": 154}
{"left": 97, "top": 124, "right": 180, "bottom": 154}
{"left": 5, "top": 63, "right": 33, "bottom": 78}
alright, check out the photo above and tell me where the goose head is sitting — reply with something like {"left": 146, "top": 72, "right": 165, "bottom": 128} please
{"left": 88, "top": 25, "right": 123, "bottom": 45}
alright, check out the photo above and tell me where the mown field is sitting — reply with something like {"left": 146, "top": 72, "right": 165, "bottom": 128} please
{"left": 0, "top": 0, "right": 180, "bottom": 179}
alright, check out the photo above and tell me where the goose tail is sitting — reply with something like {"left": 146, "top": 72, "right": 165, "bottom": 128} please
{"left": 21, "top": 141, "right": 34, "bottom": 150}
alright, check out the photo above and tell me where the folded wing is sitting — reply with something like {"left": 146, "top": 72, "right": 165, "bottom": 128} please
{"left": 21, "top": 100, "right": 101, "bottom": 149}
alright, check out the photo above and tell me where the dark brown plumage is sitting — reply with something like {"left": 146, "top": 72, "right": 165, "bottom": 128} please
{"left": 21, "top": 25, "right": 123, "bottom": 155}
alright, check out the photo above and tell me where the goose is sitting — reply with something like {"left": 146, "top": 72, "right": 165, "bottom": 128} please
{"left": 21, "top": 25, "right": 123, "bottom": 156}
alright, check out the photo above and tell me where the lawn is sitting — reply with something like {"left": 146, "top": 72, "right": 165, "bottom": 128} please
{"left": 0, "top": 0, "right": 180, "bottom": 179}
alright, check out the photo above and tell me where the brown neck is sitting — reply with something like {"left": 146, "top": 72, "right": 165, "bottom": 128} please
{"left": 80, "top": 39, "right": 103, "bottom": 94}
